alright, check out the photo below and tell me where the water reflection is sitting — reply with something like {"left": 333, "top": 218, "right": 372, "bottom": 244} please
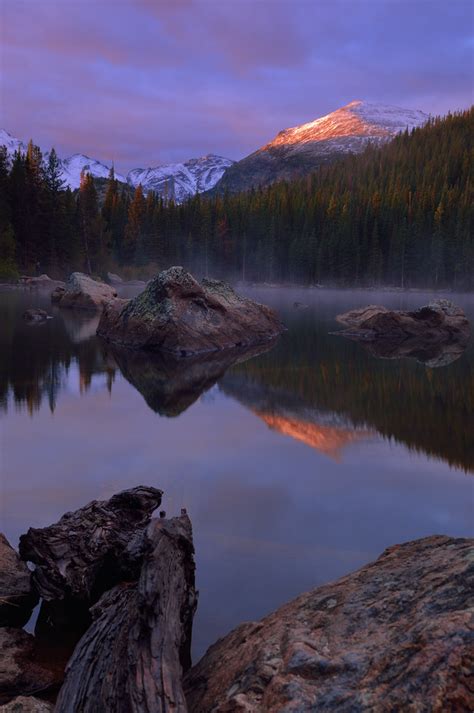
{"left": 1, "top": 288, "right": 473, "bottom": 471}
{"left": 107, "top": 341, "right": 276, "bottom": 417}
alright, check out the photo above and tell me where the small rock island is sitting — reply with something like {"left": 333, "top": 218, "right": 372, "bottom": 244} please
{"left": 97, "top": 266, "right": 284, "bottom": 355}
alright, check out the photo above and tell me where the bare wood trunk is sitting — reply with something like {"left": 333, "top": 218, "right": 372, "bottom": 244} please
{"left": 54, "top": 514, "right": 197, "bottom": 713}
{"left": 19, "top": 486, "right": 163, "bottom": 602}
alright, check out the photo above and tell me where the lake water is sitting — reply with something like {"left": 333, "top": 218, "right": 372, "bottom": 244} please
{"left": 0, "top": 285, "right": 473, "bottom": 660}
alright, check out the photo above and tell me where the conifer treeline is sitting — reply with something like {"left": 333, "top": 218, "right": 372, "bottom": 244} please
{"left": 0, "top": 107, "right": 472, "bottom": 287}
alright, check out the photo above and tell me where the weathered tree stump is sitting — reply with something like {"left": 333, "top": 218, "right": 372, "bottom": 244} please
{"left": 55, "top": 513, "right": 197, "bottom": 713}
{"left": 19, "top": 487, "right": 163, "bottom": 602}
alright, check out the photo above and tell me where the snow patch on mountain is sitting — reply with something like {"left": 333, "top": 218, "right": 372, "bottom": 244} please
{"left": 60, "top": 154, "right": 126, "bottom": 190}
{"left": 127, "top": 155, "right": 234, "bottom": 202}
{"left": 0, "top": 129, "right": 234, "bottom": 200}
{"left": 266, "top": 100, "right": 429, "bottom": 157}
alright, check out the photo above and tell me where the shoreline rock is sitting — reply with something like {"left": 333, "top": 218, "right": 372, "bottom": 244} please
{"left": 97, "top": 266, "right": 284, "bottom": 355}
{"left": 52, "top": 273, "right": 117, "bottom": 312}
{"left": 184, "top": 535, "right": 474, "bottom": 712}
{"left": 0, "top": 534, "right": 38, "bottom": 628}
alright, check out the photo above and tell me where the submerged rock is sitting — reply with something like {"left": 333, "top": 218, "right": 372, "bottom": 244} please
{"left": 0, "top": 534, "right": 38, "bottom": 627}
{"left": 97, "top": 266, "right": 284, "bottom": 355}
{"left": 0, "top": 629, "right": 60, "bottom": 705}
{"left": 55, "top": 513, "right": 197, "bottom": 713}
{"left": 184, "top": 535, "right": 474, "bottom": 712}
{"left": 334, "top": 299, "right": 470, "bottom": 366}
{"left": 53, "top": 273, "right": 117, "bottom": 312}
{"left": 22, "top": 309, "right": 50, "bottom": 324}
{"left": 19, "top": 486, "right": 162, "bottom": 602}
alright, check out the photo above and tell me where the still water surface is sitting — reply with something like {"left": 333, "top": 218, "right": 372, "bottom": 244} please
{"left": 0, "top": 286, "right": 473, "bottom": 658}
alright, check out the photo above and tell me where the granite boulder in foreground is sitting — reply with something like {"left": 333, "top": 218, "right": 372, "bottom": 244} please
{"left": 335, "top": 299, "right": 470, "bottom": 366}
{"left": 184, "top": 535, "right": 474, "bottom": 712}
{"left": 97, "top": 266, "right": 284, "bottom": 355}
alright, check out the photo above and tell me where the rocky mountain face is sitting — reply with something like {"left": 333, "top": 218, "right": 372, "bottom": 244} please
{"left": 1, "top": 100, "right": 428, "bottom": 200}
{"left": 0, "top": 129, "right": 233, "bottom": 201}
{"left": 127, "top": 154, "right": 233, "bottom": 203}
{"left": 213, "top": 100, "right": 429, "bottom": 192}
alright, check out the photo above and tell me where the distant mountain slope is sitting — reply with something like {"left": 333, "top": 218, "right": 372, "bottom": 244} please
{"left": 214, "top": 100, "right": 429, "bottom": 193}
{"left": 127, "top": 154, "right": 233, "bottom": 203}
{"left": 0, "top": 129, "right": 233, "bottom": 201}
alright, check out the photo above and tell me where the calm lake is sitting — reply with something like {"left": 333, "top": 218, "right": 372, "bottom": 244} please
{"left": 1, "top": 285, "right": 473, "bottom": 660}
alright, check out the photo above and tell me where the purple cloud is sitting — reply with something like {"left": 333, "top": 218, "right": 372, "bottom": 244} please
{"left": 0, "top": 0, "right": 472, "bottom": 172}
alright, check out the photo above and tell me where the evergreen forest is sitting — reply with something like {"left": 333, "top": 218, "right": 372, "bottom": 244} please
{"left": 0, "top": 107, "right": 472, "bottom": 288}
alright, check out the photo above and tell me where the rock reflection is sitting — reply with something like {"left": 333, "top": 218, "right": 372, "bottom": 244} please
{"left": 106, "top": 341, "right": 278, "bottom": 417}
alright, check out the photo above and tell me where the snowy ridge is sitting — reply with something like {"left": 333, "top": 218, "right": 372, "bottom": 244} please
{"left": 127, "top": 154, "right": 234, "bottom": 202}
{"left": 0, "top": 129, "right": 234, "bottom": 201}
{"left": 265, "top": 100, "right": 429, "bottom": 157}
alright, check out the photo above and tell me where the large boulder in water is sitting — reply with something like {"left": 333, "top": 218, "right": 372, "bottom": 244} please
{"left": 53, "top": 273, "right": 117, "bottom": 312}
{"left": 0, "top": 533, "right": 38, "bottom": 627}
{"left": 184, "top": 535, "right": 473, "bottom": 712}
{"left": 335, "top": 299, "right": 470, "bottom": 366}
{"left": 97, "top": 266, "right": 284, "bottom": 355}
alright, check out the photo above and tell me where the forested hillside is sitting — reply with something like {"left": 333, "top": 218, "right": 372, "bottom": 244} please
{"left": 0, "top": 108, "right": 472, "bottom": 288}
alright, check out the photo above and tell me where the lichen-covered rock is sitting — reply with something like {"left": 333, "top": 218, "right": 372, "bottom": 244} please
{"left": 335, "top": 300, "right": 470, "bottom": 366}
{"left": 54, "top": 273, "right": 117, "bottom": 312}
{"left": 0, "top": 629, "right": 60, "bottom": 704}
{"left": 0, "top": 533, "right": 37, "bottom": 627}
{"left": 0, "top": 696, "right": 54, "bottom": 712}
{"left": 184, "top": 535, "right": 474, "bottom": 713}
{"left": 19, "top": 486, "right": 162, "bottom": 602}
{"left": 97, "top": 266, "right": 284, "bottom": 355}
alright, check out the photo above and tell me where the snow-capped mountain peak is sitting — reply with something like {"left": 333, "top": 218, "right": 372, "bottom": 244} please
{"left": 266, "top": 100, "right": 429, "bottom": 154}
{"left": 126, "top": 154, "right": 234, "bottom": 202}
{"left": 0, "top": 129, "right": 234, "bottom": 200}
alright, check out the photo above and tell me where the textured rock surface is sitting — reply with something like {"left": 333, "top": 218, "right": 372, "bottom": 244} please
{"left": 0, "top": 533, "right": 37, "bottom": 627}
{"left": 55, "top": 514, "right": 197, "bottom": 713}
{"left": 0, "top": 697, "right": 54, "bottom": 712}
{"left": 54, "top": 273, "right": 117, "bottom": 312}
{"left": 97, "top": 266, "right": 284, "bottom": 354}
{"left": 0, "top": 629, "right": 60, "bottom": 704}
{"left": 335, "top": 300, "right": 470, "bottom": 366}
{"left": 19, "top": 486, "right": 162, "bottom": 602}
{"left": 185, "top": 535, "right": 474, "bottom": 713}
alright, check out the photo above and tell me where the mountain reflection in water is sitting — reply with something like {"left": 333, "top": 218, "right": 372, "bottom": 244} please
{"left": 1, "top": 287, "right": 472, "bottom": 472}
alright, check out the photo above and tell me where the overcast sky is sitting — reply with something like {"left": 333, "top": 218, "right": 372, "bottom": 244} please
{"left": 1, "top": 0, "right": 473, "bottom": 171}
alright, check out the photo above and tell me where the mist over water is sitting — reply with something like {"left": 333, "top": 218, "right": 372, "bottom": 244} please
{"left": 0, "top": 285, "right": 472, "bottom": 658}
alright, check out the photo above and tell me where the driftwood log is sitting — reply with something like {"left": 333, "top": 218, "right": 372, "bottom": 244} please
{"left": 18, "top": 486, "right": 163, "bottom": 602}
{"left": 55, "top": 513, "right": 197, "bottom": 713}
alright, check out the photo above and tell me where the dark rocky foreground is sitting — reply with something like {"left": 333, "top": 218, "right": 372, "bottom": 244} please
{"left": 1, "top": 489, "right": 472, "bottom": 712}
{"left": 334, "top": 299, "right": 470, "bottom": 367}
{"left": 98, "top": 266, "right": 284, "bottom": 355}
{"left": 184, "top": 535, "right": 474, "bottom": 712}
